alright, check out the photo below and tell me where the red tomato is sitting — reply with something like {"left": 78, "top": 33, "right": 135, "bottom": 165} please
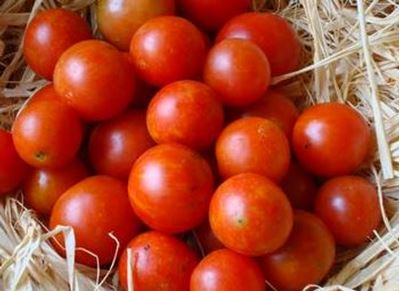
{"left": 292, "top": 103, "right": 371, "bottom": 177}
{"left": 204, "top": 39, "right": 271, "bottom": 107}
{"left": 12, "top": 100, "right": 83, "bottom": 168}
{"left": 128, "top": 143, "right": 214, "bottom": 233}
{"left": 119, "top": 231, "right": 199, "bottom": 291}
{"left": 190, "top": 248, "right": 265, "bottom": 291}
{"left": 23, "top": 8, "right": 91, "bottom": 80}
{"left": 54, "top": 40, "right": 136, "bottom": 121}
{"left": 25, "top": 84, "right": 61, "bottom": 106}
{"left": 89, "top": 109, "right": 155, "bottom": 180}
{"left": 209, "top": 173, "right": 293, "bottom": 256}
{"left": 260, "top": 211, "right": 336, "bottom": 291}
{"left": 49, "top": 176, "right": 142, "bottom": 267}
{"left": 147, "top": 80, "right": 224, "bottom": 150}
{"left": 23, "top": 159, "right": 88, "bottom": 215}
{"left": 130, "top": 16, "right": 207, "bottom": 87}
{"left": 216, "top": 117, "right": 290, "bottom": 181}
{"left": 194, "top": 220, "right": 224, "bottom": 255}
{"left": 0, "top": 129, "right": 29, "bottom": 195}
{"left": 314, "top": 176, "right": 381, "bottom": 246}
{"left": 217, "top": 12, "right": 301, "bottom": 76}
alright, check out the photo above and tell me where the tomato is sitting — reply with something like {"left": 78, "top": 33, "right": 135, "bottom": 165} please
{"left": 216, "top": 12, "right": 301, "bottom": 76}
{"left": 209, "top": 173, "right": 293, "bottom": 256}
{"left": 292, "top": 103, "right": 371, "bottom": 177}
{"left": 314, "top": 176, "right": 381, "bottom": 246}
{"left": 190, "top": 248, "right": 265, "bottom": 291}
{"left": 130, "top": 16, "right": 207, "bottom": 87}
{"left": 89, "top": 109, "right": 155, "bottom": 180}
{"left": 97, "top": 0, "right": 175, "bottom": 51}
{"left": 23, "top": 8, "right": 91, "bottom": 80}
{"left": 23, "top": 159, "right": 88, "bottom": 215}
{"left": 260, "top": 211, "right": 335, "bottom": 291}
{"left": 204, "top": 39, "right": 271, "bottom": 107}
{"left": 54, "top": 40, "right": 136, "bottom": 121}
{"left": 119, "top": 231, "right": 198, "bottom": 291}
{"left": 280, "top": 161, "right": 317, "bottom": 210}
{"left": 12, "top": 100, "right": 83, "bottom": 168}
{"left": 216, "top": 117, "right": 290, "bottom": 181}
{"left": 194, "top": 220, "right": 224, "bottom": 255}
{"left": 178, "top": 0, "right": 250, "bottom": 31}
{"left": 147, "top": 80, "right": 224, "bottom": 150}
{"left": 25, "top": 84, "right": 61, "bottom": 107}
{"left": 0, "top": 129, "right": 29, "bottom": 195}
{"left": 49, "top": 175, "right": 142, "bottom": 267}
{"left": 128, "top": 143, "right": 214, "bottom": 233}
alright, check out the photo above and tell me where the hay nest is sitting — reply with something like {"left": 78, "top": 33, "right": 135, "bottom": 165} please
{"left": 0, "top": 0, "right": 398, "bottom": 290}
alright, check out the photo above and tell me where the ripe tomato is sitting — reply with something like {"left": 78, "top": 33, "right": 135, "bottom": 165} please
{"left": 97, "top": 0, "right": 175, "bottom": 51}
{"left": 190, "top": 249, "right": 265, "bottom": 291}
{"left": 130, "top": 16, "right": 207, "bottom": 87}
{"left": 23, "top": 8, "right": 91, "bottom": 80}
{"left": 128, "top": 143, "right": 214, "bottom": 233}
{"left": 119, "top": 231, "right": 198, "bottom": 291}
{"left": 216, "top": 117, "right": 290, "bottom": 181}
{"left": 147, "top": 80, "right": 224, "bottom": 150}
{"left": 260, "top": 211, "right": 335, "bottom": 291}
{"left": 194, "top": 220, "right": 224, "bottom": 255}
{"left": 292, "top": 103, "right": 371, "bottom": 177}
{"left": 0, "top": 129, "right": 29, "bottom": 195}
{"left": 314, "top": 176, "right": 381, "bottom": 246}
{"left": 54, "top": 40, "right": 136, "bottom": 121}
{"left": 12, "top": 100, "right": 83, "bottom": 168}
{"left": 89, "top": 109, "right": 155, "bottom": 180}
{"left": 204, "top": 39, "right": 271, "bottom": 107}
{"left": 217, "top": 12, "right": 301, "bottom": 76}
{"left": 49, "top": 176, "right": 142, "bottom": 267}
{"left": 25, "top": 84, "right": 61, "bottom": 107}
{"left": 209, "top": 173, "right": 293, "bottom": 256}
{"left": 23, "top": 159, "right": 88, "bottom": 215}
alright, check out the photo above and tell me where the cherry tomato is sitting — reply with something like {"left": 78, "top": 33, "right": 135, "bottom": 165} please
{"left": 130, "top": 16, "right": 207, "bottom": 87}
{"left": 23, "top": 159, "right": 88, "bottom": 215}
{"left": 128, "top": 143, "right": 214, "bottom": 233}
{"left": 49, "top": 175, "right": 142, "bottom": 267}
{"left": 97, "top": 0, "right": 175, "bottom": 51}
{"left": 292, "top": 103, "right": 371, "bottom": 177}
{"left": 216, "top": 117, "right": 290, "bottom": 181}
{"left": 12, "top": 100, "right": 83, "bottom": 168}
{"left": 25, "top": 84, "right": 61, "bottom": 107}
{"left": 147, "top": 80, "right": 224, "bottom": 150}
{"left": 190, "top": 248, "right": 265, "bottom": 291}
{"left": 314, "top": 176, "right": 381, "bottom": 246}
{"left": 204, "top": 39, "right": 271, "bottom": 107}
{"left": 217, "top": 12, "right": 301, "bottom": 76}
{"left": 89, "top": 109, "right": 155, "bottom": 180}
{"left": 260, "top": 211, "right": 336, "bottom": 291}
{"left": 23, "top": 8, "right": 91, "bottom": 80}
{"left": 209, "top": 173, "right": 293, "bottom": 256}
{"left": 0, "top": 129, "right": 29, "bottom": 195}
{"left": 54, "top": 40, "right": 136, "bottom": 121}
{"left": 194, "top": 220, "right": 224, "bottom": 255}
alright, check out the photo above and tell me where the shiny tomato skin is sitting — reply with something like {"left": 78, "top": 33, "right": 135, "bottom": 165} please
{"left": 147, "top": 80, "right": 224, "bottom": 150}
{"left": 260, "top": 211, "right": 336, "bottom": 291}
{"left": 49, "top": 175, "right": 142, "bottom": 267}
{"left": 194, "top": 219, "right": 224, "bottom": 255}
{"left": 12, "top": 100, "right": 83, "bottom": 168}
{"left": 130, "top": 16, "right": 207, "bottom": 87}
{"left": 119, "top": 231, "right": 199, "bottom": 291}
{"left": 292, "top": 103, "right": 371, "bottom": 177}
{"left": 89, "top": 109, "right": 155, "bottom": 180}
{"left": 204, "top": 39, "right": 271, "bottom": 107}
{"left": 128, "top": 143, "right": 214, "bottom": 233}
{"left": 217, "top": 12, "right": 301, "bottom": 76}
{"left": 23, "top": 8, "right": 92, "bottom": 80}
{"left": 191, "top": 248, "right": 264, "bottom": 291}
{"left": 25, "top": 84, "right": 62, "bottom": 107}
{"left": 314, "top": 176, "right": 381, "bottom": 246}
{"left": 54, "top": 40, "right": 136, "bottom": 121}
{"left": 216, "top": 117, "right": 290, "bottom": 181}
{"left": 0, "top": 129, "right": 29, "bottom": 195}
{"left": 209, "top": 173, "right": 293, "bottom": 256}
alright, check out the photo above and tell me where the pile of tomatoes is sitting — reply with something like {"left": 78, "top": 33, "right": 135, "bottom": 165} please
{"left": 0, "top": 1, "right": 382, "bottom": 290}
